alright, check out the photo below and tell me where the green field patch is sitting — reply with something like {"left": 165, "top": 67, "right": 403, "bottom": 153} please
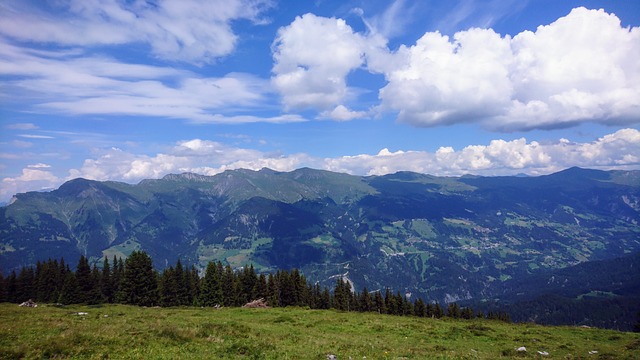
{"left": 101, "top": 239, "right": 141, "bottom": 260}
{"left": 306, "top": 235, "right": 339, "bottom": 247}
{"left": 410, "top": 219, "right": 437, "bottom": 239}
{"left": 444, "top": 218, "right": 474, "bottom": 227}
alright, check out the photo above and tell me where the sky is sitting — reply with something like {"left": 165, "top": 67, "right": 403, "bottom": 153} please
{"left": 1, "top": 0, "right": 639, "bottom": 202}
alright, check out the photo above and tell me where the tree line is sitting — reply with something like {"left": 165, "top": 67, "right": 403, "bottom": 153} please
{"left": 0, "top": 251, "right": 509, "bottom": 321}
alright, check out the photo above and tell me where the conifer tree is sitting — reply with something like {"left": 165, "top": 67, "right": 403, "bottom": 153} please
{"left": 6, "top": 271, "right": 17, "bottom": 303}
{"left": 320, "top": 287, "right": 331, "bottom": 310}
{"left": 239, "top": 265, "right": 257, "bottom": 303}
{"left": 0, "top": 271, "right": 6, "bottom": 303}
{"left": 414, "top": 298, "right": 427, "bottom": 317}
{"left": 75, "top": 255, "right": 93, "bottom": 303}
{"left": 433, "top": 302, "right": 444, "bottom": 318}
{"left": 58, "top": 269, "right": 80, "bottom": 304}
{"left": 333, "top": 278, "right": 351, "bottom": 311}
{"left": 101, "top": 257, "right": 114, "bottom": 303}
{"left": 373, "top": 290, "right": 386, "bottom": 314}
{"left": 359, "top": 287, "right": 373, "bottom": 312}
{"left": 266, "top": 273, "right": 279, "bottom": 307}
{"left": 117, "top": 251, "right": 158, "bottom": 306}
{"left": 174, "top": 260, "right": 189, "bottom": 306}
{"left": 159, "top": 266, "right": 178, "bottom": 307}
{"left": 188, "top": 265, "right": 200, "bottom": 305}
{"left": 461, "top": 307, "right": 474, "bottom": 319}
{"left": 447, "top": 302, "right": 461, "bottom": 318}
{"left": 252, "top": 273, "right": 268, "bottom": 301}
{"left": 222, "top": 264, "right": 238, "bottom": 306}
{"left": 16, "top": 266, "right": 35, "bottom": 302}
{"left": 88, "top": 264, "right": 103, "bottom": 304}
{"left": 199, "top": 261, "right": 223, "bottom": 307}
{"left": 384, "top": 288, "right": 396, "bottom": 315}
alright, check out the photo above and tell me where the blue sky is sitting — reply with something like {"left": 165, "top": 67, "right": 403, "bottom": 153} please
{"left": 1, "top": 0, "right": 639, "bottom": 202}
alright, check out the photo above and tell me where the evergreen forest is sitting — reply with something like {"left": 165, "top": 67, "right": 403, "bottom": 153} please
{"left": 0, "top": 251, "right": 510, "bottom": 322}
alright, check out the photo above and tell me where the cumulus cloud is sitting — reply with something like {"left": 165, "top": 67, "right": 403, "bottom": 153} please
{"left": 323, "top": 128, "right": 640, "bottom": 176}
{"left": 66, "top": 141, "right": 311, "bottom": 183}
{"left": 319, "top": 105, "right": 369, "bottom": 121}
{"left": 0, "top": 0, "right": 273, "bottom": 64}
{"left": 376, "top": 7, "right": 640, "bottom": 130}
{"left": 271, "top": 13, "right": 374, "bottom": 116}
{"left": 1, "top": 168, "right": 60, "bottom": 201}
{"left": 272, "top": 7, "right": 639, "bottom": 129}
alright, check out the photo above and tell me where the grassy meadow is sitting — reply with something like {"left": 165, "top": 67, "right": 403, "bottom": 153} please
{"left": 1, "top": 303, "right": 639, "bottom": 359}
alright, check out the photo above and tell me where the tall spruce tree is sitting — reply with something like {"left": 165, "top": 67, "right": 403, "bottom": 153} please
{"left": 117, "top": 251, "right": 158, "bottom": 306}
{"left": 101, "top": 257, "right": 114, "bottom": 303}
{"left": 200, "top": 261, "right": 223, "bottom": 306}
{"left": 0, "top": 271, "right": 6, "bottom": 303}
{"left": 58, "top": 268, "right": 80, "bottom": 304}
{"left": 75, "top": 256, "right": 93, "bottom": 303}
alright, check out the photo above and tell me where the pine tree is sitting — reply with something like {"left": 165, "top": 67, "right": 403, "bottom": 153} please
{"left": 373, "top": 291, "right": 386, "bottom": 314}
{"left": 239, "top": 265, "right": 258, "bottom": 304}
{"left": 461, "top": 307, "right": 474, "bottom": 319}
{"left": 101, "top": 257, "right": 114, "bottom": 303}
{"left": 174, "top": 260, "right": 190, "bottom": 306}
{"left": 112, "top": 256, "right": 125, "bottom": 298}
{"left": 159, "top": 266, "right": 178, "bottom": 307}
{"left": 414, "top": 298, "right": 427, "bottom": 317}
{"left": 333, "top": 278, "right": 351, "bottom": 311}
{"left": 384, "top": 288, "right": 397, "bottom": 315}
{"left": 117, "top": 251, "right": 158, "bottom": 306}
{"left": 188, "top": 265, "right": 200, "bottom": 306}
{"left": 221, "top": 264, "right": 238, "bottom": 306}
{"left": 266, "top": 273, "right": 280, "bottom": 307}
{"left": 359, "top": 287, "right": 373, "bottom": 312}
{"left": 6, "top": 271, "right": 17, "bottom": 303}
{"left": 0, "top": 271, "right": 6, "bottom": 303}
{"left": 200, "top": 261, "right": 224, "bottom": 307}
{"left": 16, "top": 266, "right": 35, "bottom": 302}
{"left": 88, "top": 264, "right": 103, "bottom": 304}
{"left": 75, "top": 255, "right": 93, "bottom": 303}
{"left": 433, "top": 302, "right": 444, "bottom": 318}
{"left": 252, "top": 273, "right": 268, "bottom": 301}
{"left": 447, "top": 303, "right": 460, "bottom": 318}
{"left": 58, "top": 269, "right": 80, "bottom": 304}
{"left": 319, "top": 287, "right": 331, "bottom": 310}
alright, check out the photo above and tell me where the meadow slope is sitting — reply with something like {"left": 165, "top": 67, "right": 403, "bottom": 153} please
{"left": 1, "top": 304, "right": 639, "bottom": 359}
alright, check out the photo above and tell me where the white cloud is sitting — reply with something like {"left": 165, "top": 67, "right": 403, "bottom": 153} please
{"left": 27, "top": 163, "right": 51, "bottom": 169}
{"left": 376, "top": 7, "right": 640, "bottom": 130}
{"left": 0, "top": 0, "right": 273, "bottom": 64}
{"left": 0, "top": 41, "right": 300, "bottom": 124}
{"left": 377, "top": 27, "right": 513, "bottom": 126}
{"left": 271, "top": 13, "right": 370, "bottom": 112}
{"left": 66, "top": 141, "right": 311, "bottom": 183}
{"left": 271, "top": 7, "right": 639, "bottom": 129}
{"left": 319, "top": 105, "right": 368, "bottom": 121}
{"left": 5, "top": 123, "right": 38, "bottom": 130}
{"left": 323, "top": 128, "right": 640, "bottom": 176}
{"left": 18, "top": 134, "right": 55, "bottom": 139}
{"left": 1, "top": 168, "right": 60, "bottom": 201}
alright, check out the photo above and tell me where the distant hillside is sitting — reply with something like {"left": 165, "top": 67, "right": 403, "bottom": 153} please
{"left": 1, "top": 167, "right": 639, "bottom": 328}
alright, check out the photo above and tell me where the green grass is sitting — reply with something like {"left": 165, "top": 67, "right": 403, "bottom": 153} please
{"left": 1, "top": 303, "right": 639, "bottom": 359}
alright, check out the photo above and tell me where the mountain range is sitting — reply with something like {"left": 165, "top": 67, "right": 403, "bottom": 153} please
{"left": 1, "top": 167, "right": 639, "bottom": 328}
